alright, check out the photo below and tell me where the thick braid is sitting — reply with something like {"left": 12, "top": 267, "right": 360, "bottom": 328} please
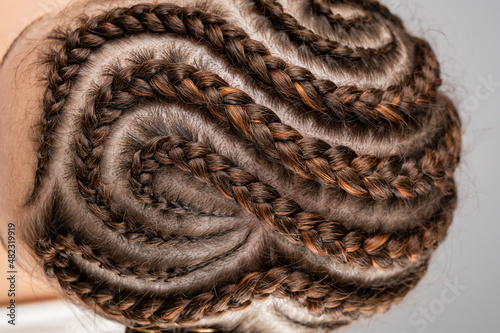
{"left": 31, "top": 2, "right": 446, "bottom": 201}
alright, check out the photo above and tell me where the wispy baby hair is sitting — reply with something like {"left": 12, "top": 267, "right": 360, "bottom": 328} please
{"left": 22, "top": 0, "right": 461, "bottom": 332}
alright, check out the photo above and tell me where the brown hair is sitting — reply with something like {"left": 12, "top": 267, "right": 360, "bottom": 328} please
{"left": 20, "top": 0, "right": 461, "bottom": 331}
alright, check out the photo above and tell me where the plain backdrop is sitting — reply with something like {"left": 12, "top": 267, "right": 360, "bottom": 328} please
{"left": 0, "top": 0, "right": 499, "bottom": 332}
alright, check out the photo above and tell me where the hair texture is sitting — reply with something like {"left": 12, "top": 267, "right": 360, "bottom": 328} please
{"left": 20, "top": 0, "right": 461, "bottom": 332}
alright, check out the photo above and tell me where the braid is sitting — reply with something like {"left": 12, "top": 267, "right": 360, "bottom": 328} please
{"left": 253, "top": 0, "right": 441, "bottom": 122}
{"left": 67, "top": 54, "right": 456, "bottom": 267}
{"left": 308, "top": 0, "right": 376, "bottom": 30}
{"left": 37, "top": 238, "right": 430, "bottom": 326}
{"left": 308, "top": 0, "right": 405, "bottom": 28}
{"left": 254, "top": 0, "right": 400, "bottom": 60}
{"left": 20, "top": 0, "right": 462, "bottom": 331}
{"left": 31, "top": 2, "right": 450, "bottom": 202}
{"left": 36, "top": 231, "right": 252, "bottom": 282}
{"left": 107, "top": 60, "right": 459, "bottom": 200}
{"left": 127, "top": 133, "right": 456, "bottom": 268}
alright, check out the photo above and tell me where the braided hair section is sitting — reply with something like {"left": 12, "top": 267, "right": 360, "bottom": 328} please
{"left": 20, "top": 0, "right": 462, "bottom": 331}
{"left": 30, "top": 2, "right": 459, "bottom": 202}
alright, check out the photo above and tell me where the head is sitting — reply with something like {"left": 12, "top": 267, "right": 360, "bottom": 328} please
{"left": 0, "top": 0, "right": 462, "bottom": 332}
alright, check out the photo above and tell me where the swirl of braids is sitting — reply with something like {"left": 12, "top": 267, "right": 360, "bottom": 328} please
{"left": 22, "top": 0, "right": 461, "bottom": 332}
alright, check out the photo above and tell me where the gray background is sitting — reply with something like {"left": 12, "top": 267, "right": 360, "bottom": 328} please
{"left": 343, "top": 1, "right": 500, "bottom": 332}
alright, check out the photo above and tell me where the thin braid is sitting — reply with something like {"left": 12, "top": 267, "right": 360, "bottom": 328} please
{"left": 253, "top": 0, "right": 399, "bottom": 59}
{"left": 105, "top": 59, "right": 460, "bottom": 200}
{"left": 308, "top": 0, "right": 375, "bottom": 30}
{"left": 310, "top": 0, "right": 405, "bottom": 28}
{"left": 38, "top": 248, "right": 429, "bottom": 326}
{"left": 129, "top": 134, "right": 457, "bottom": 269}
{"left": 31, "top": 3, "right": 443, "bottom": 201}
{"left": 24, "top": 1, "right": 463, "bottom": 331}
{"left": 35, "top": 231, "right": 251, "bottom": 282}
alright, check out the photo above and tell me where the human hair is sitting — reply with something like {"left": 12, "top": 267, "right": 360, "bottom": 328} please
{"left": 18, "top": 0, "right": 461, "bottom": 332}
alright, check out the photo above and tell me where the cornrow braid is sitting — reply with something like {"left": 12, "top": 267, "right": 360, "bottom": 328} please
{"left": 127, "top": 132, "right": 457, "bottom": 268}
{"left": 130, "top": 133, "right": 457, "bottom": 268}
{"left": 36, "top": 230, "right": 252, "bottom": 282}
{"left": 36, "top": 234, "right": 430, "bottom": 326}
{"left": 104, "top": 59, "right": 460, "bottom": 200}
{"left": 31, "top": 1, "right": 450, "bottom": 202}
{"left": 308, "top": 0, "right": 405, "bottom": 28}
{"left": 65, "top": 52, "right": 457, "bottom": 267}
{"left": 308, "top": 0, "right": 376, "bottom": 30}
{"left": 253, "top": 0, "right": 442, "bottom": 121}
{"left": 20, "top": 0, "right": 462, "bottom": 332}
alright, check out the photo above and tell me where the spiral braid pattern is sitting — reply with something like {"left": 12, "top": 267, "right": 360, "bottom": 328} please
{"left": 36, "top": 235, "right": 430, "bottom": 327}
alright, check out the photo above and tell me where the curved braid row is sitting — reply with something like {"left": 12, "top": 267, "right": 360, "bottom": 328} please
{"left": 34, "top": 230, "right": 252, "bottom": 282}
{"left": 40, "top": 248, "right": 429, "bottom": 326}
{"left": 32, "top": 3, "right": 443, "bottom": 201}
{"left": 308, "top": 0, "right": 375, "bottom": 30}
{"left": 67, "top": 54, "right": 458, "bottom": 268}
{"left": 107, "top": 59, "right": 461, "bottom": 200}
{"left": 65, "top": 53, "right": 458, "bottom": 269}
{"left": 253, "top": 0, "right": 442, "bottom": 110}
{"left": 128, "top": 134, "right": 458, "bottom": 269}
{"left": 254, "top": 0, "right": 399, "bottom": 59}
{"left": 73, "top": 103, "right": 237, "bottom": 250}
{"left": 310, "top": 0, "right": 404, "bottom": 28}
